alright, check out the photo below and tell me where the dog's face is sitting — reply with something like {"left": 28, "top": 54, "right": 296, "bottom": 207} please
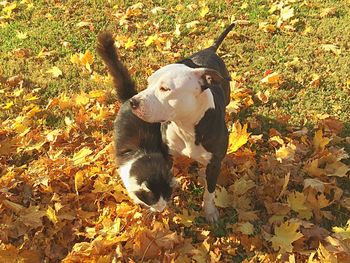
{"left": 118, "top": 153, "right": 175, "bottom": 212}
{"left": 130, "top": 64, "right": 222, "bottom": 123}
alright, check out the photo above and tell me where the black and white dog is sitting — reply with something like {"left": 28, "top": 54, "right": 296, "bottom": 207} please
{"left": 130, "top": 23, "right": 235, "bottom": 222}
{"left": 97, "top": 32, "right": 175, "bottom": 212}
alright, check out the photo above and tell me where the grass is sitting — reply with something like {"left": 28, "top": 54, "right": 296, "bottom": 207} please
{"left": 1, "top": 0, "right": 350, "bottom": 262}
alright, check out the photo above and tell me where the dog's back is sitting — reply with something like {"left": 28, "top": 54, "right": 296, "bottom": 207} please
{"left": 178, "top": 23, "right": 235, "bottom": 105}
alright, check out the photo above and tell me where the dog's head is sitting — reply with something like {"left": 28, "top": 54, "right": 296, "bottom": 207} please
{"left": 130, "top": 64, "right": 224, "bottom": 123}
{"left": 118, "top": 153, "right": 176, "bottom": 212}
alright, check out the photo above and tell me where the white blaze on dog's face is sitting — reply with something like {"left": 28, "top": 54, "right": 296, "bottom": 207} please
{"left": 131, "top": 64, "right": 219, "bottom": 123}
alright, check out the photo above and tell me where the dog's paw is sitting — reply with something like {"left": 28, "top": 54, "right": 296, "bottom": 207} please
{"left": 204, "top": 204, "right": 219, "bottom": 223}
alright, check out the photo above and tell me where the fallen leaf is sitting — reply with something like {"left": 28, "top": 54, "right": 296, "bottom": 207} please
{"left": 321, "top": 44, "right": 341, "bottom": 55}
{"left": 215, "top": 186, "right": 232, "bottom": 208}
{"left": 46, "top": 66, "right": 63, "bottom": 78}
{"left": 261, "top": 72, "right": 281, "bottom": 85}
{"left": 313, "top": 130, "right": 330, "bottom": 152}
{"left": 270, "top": 221, "right": 304, "bottom": 253}
{"left": 228, "top": 122, "right": 251, "bottom": 154}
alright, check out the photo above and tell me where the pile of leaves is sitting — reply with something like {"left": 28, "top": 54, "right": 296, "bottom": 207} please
{"left": 1, "top": 0, "right": 350, "bottom": 262}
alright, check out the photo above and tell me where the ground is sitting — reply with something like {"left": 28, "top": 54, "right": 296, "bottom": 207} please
{"left": 0, "top": 0, "right": 350, "bottom": 262}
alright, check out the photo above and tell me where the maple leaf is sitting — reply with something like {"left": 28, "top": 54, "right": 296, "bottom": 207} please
{"left": 313, "top": 130, "right": 330, "bottom": 151}
{"left": 227, "top": 121, "right": 250, "bottom": 154}
{"left": 230, "top": 177, "right": 255, "bottom": 196}
{"left": 235, "top": 222, "right": 255, "bottom": 235}
{"left": 304, "top": 159, "right": 325, "bottom": 177}
{"left": 275, "top": 143, "right": 296, "bottom": 162}
{"left": 73, "top": 147, "right": 93, "bottom": 166}
{"left": 46, "top": 66, "right": 63, "bottom": 78}
{"left": 174, "top": 209, "right": 197, "bottom": 227}
{"left": 270, "top": 221, "right": 303, "bottom": 253}
{"left": 333, "top": 220, "right": 350, "bottom": 240}
{"left": 214, "top": 186, "right": 232, "bottom": 208}
{"left": 199, "top": 5, "right": 209, "bottom": 18}
{"left": 287, "top": 191, "right": 313, "bottom": 220}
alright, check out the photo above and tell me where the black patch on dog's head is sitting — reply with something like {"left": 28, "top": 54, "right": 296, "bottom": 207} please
{"left": 130, "top": 153, "right": 173, "bottom": 206}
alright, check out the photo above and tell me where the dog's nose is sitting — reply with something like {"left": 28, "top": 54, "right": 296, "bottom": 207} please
{"left": 129, "top": 98, "right": 140, "bottom": 109}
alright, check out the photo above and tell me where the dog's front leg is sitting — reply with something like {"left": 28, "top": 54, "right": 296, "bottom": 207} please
{"left": 203, "top": 158, "right": 221, "bottom": 223}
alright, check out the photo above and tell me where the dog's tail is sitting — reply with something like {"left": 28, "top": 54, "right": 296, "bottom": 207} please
{"left": 211, "top": 22, "right": 236, "bottom": 51}
{"left": 97, "top": 32, "right": 137, "bottom": 102}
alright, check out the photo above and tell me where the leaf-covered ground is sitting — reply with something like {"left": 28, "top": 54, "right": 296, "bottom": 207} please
{"left": 1, "top": 1, "right": 350, "bottom": 262}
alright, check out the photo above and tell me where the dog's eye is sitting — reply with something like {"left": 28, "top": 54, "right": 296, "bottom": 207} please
{"left": 159, "top": 86, "right": 170, "bottom": 92}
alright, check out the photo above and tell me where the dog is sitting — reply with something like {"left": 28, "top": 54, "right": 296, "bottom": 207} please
{"left": 96, "top": 32, "right": 175, "bottom": 212}
{"left": 129, "top": 23, "right": 235, "bottom": 222}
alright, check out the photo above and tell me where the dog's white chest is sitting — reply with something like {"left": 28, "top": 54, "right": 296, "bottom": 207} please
{"left": 165, "top": 122, "right": 212, "bottom": 165}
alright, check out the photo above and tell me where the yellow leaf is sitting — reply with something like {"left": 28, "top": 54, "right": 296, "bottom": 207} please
{"left": 321, "top": 44, "right": 341, "bottom": 55}
{"left": 261, "top": 72, "right": 281, "bottom": 85}
{"left": 74, "top": 92, "right": 90, "bottom": 106}
{"left": 2, "top": 2, "right": 17, "bottom": 17}
{"left": 88, "top": 89, "right": 105, "bottom": 99}
{"left": 46, "top": 66, "right": 62, "bottom": 78}
{"left": 214, "top": 186, "right": 232, "bottom": 208}
{"left": 333, "top": 221, "right": 350, "bottom": 240}
{"left": 145, "top": 35, "right": 156, "bottom": 46}
{"left": 2, "top": 101, "right": 14, "bottom": 109}
{"left": 320, "top": 7, "right": 337, "bottom": 18}
{"left": 259, "top": 22, "right": 277, "bottom": 33}
{"left": 270, "top": 221, "right": 303, "bottom": 253}
{"left": 73, "top": 147, "right": 93, "bottom": 165}
{"left": 227, "top": 122, "right": 250, "bottom": 154}
{"left": 124, "top": 37, "right": 136, "bottom": 50}
{"left": 304, "top": 159, "right": 325, "bottom": 177}
{"left": 46, "top": 206, "right": 58, "bottom": 224}
{"left": 287, "top": 191, "right": 312, "bottom": 220}
{"left": 174, "top": 24, "right": 181, "bottom": 36}
{"left": 280, "top": 6, "right": 294, "bottom": 21}
{"left": 317, "top": 242, "right": 338, "bottom": 263}
{"left": 276, "top": 143, "right": 296, "bottom": 162}
{"left": 235, "top": 222, "right": 254, "bottom": 235}
{"left": 74, "top": 170, "right": 85, "bottom": 194}
{"left": 81, "top": 50, "right": 93, "bottom": 65}
{"left": 199, "top": 5, "right": 209, "bottom": 18}
{"left": 313, "top": 130, "right": 330, "bottom": 151}
{"left": 174, "top": 209, "right": 197, "bottom": 227}
{"left": 16, "top": 31, "right": 28, "bottom": 39}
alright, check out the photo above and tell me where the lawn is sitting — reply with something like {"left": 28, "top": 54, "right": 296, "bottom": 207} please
{"left": 1, "top": 0, "right": 350, "bottom": 262}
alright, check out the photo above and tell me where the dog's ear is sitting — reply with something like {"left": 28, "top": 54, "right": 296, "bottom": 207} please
{"left": 192, "top": 68, "right": 225, "bottom": 90}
